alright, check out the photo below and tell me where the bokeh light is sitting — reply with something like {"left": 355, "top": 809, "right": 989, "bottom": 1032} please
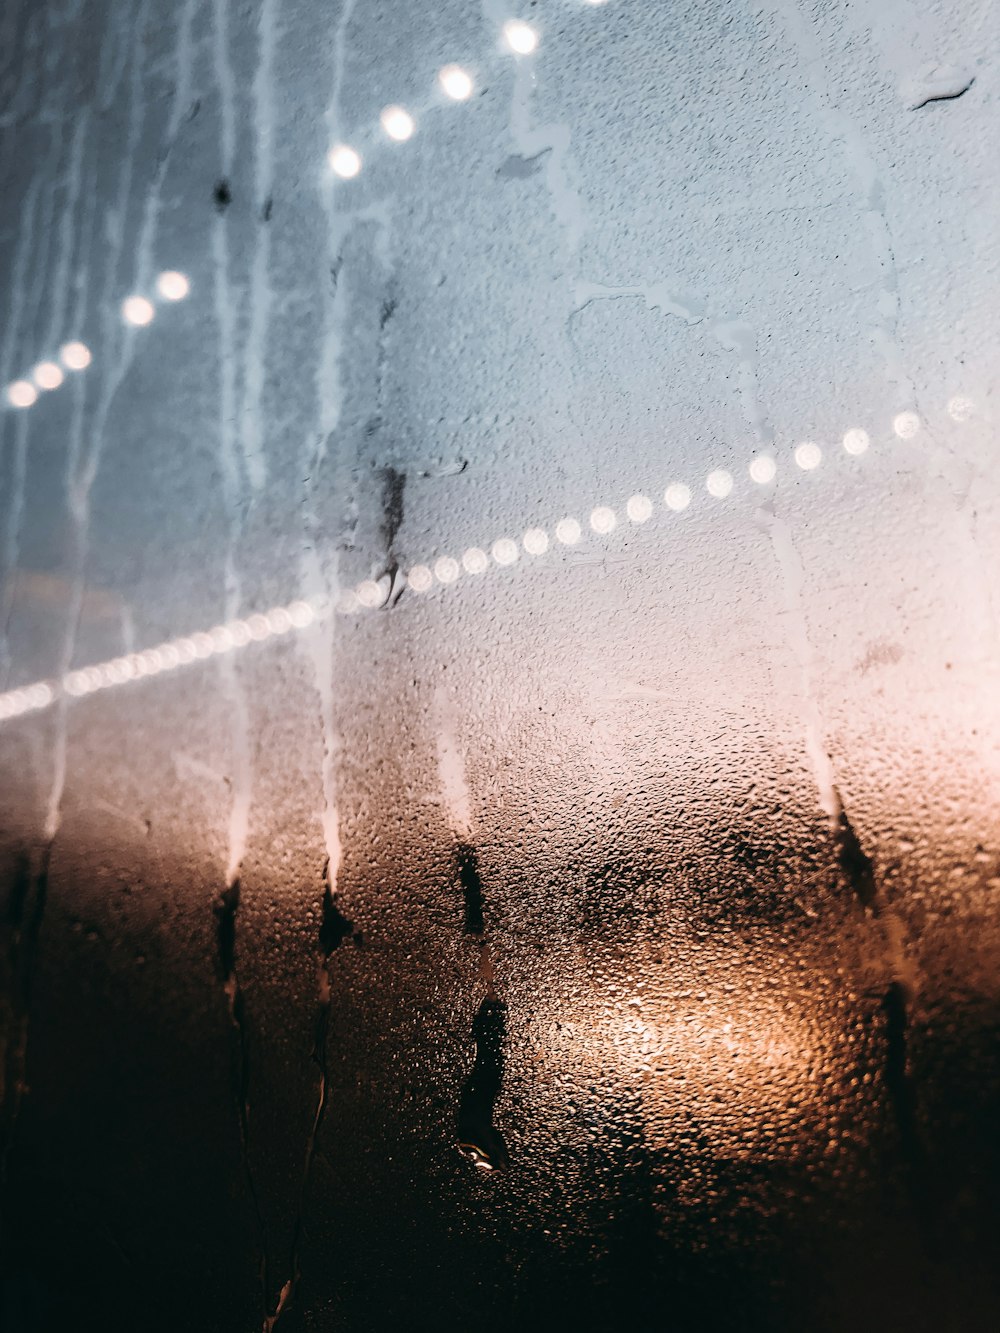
{"left": 492, "top": 538, "right": 519, "bottom": 566}
{"left": 438, "top": 64, "right": 474, "bottom": 100}
{"left": 842, "top": 428, "right": 869, "bottom": 456}
{"left": 329, "top": 144, "right": 362, "bottom": 178}
{"left": 462, "top": 547, "right": 489, "bottom": 574}
{"left": 626, "top": 495, "right": 652, "bottom": 523}
{"left": 523, "top": 527, "right": 549, "bottom": 555}
{"left": 706, "top": 468, "right": 733, "bottom": 498}
{"left": 947, "top": 395, "right": 974, "bottom": 422}
{"left": 748, "top": 456, "right": 776, "bottom": 484}
{"left": 664, "top": 483, "right": 691, "bottom": 512}
{"left": 794, "top": 441, "right": 822, "bottom": 470}
{"left": 156, "top": 270, "right": 190, "bottom": 301}
{"left": 502, "top": 20, "right": 539, "bottom": 54}
{"left": 59, "top": 341, "right": 91, "bottom": 370}
{"left": 590, "top": 506, "right": 616, "bottom": 534}
{"left": 380, "top": 106, "right": 415, "bottom": 141}
{"left": 33, "top": 361, "right": 63, "bottom": 390}
{"left": 6, "top": 380, "right": 37, "bottom": 408}
{"left": 434, "top": 556, "right": 460, "bottom": 584}
{"left": 122, "top": 295, "right": 155, "bottom": 327}
{"left": 407, "top": 565, "right": 433, "bottom": 593}
{"left": 892, "top": 410, "right": 920, "bottom": 440}
{"left": 555, "top": 518, "right": 581, "bottom": 545}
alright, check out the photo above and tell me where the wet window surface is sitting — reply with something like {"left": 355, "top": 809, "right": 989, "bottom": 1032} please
{"left": 0, "top": 1, "right": 998, "bottom": 1329}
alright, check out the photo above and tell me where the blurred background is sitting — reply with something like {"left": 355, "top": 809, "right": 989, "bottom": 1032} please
{"left": 0, "top": 1, "right": 998, "bottom": 1328}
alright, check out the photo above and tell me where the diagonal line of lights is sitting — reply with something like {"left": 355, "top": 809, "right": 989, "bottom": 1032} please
{"left": 0, "top": 391, "right": 978, "bottom": 727}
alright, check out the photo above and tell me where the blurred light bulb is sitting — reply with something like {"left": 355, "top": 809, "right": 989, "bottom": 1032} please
{"left": 503, "top": 20, "right": 539, "bottom": 54}
{"left": 438, "top": 64, "right": 474, "bottom": 100}
{"left": 842, "top": 428, "right": 869, "bottom": 456}
{"left": 434, "top": 556, "right": 460, "bottom": 584}
{"left": 122, "top": 295, "right": 155, "bottom": 326}
{"left": 33, "top": 361, "right": 63, "bottom": 390}
{"left": 626, "top": 495, "right": 652, "bottom": 523}
{"left": 555, "top": 518, "right": 581, "bottom": 545}
{"left": 462, "top": 547, "right": 489, "bottom": 574}
{"left": 407, "top": 565, "right": 433, "bottom": 592}
{"left": 6, "top": 380, "right": 37, "bottom": 408}
{"left": 59, "top": 341, "right": 91, "bottom": 370}
{"left": 749, "top": 456, "right": 776, "bottom": 484}
{"left": 380, "top": 105, "right": 415, "bottom": 141}
{"left": 329, "top": 144, "right": 362, "bottom": 178}
{"left": 893, "top": 411, "right": 920, "bottom": 439}
{"left": 664, "top": 483, "right": 691, "bottom": 511}
{"left": 523, "top": 527, "right": 549, "bottom": 555}
{"left": 706, "top": 468, "right": 733, "bottom": 498}
{"left": 794, "top": 441, "right": 822, "bottom": 470}
{"left": 156, "top": 270, "right": 190, "bottom": 301}
{"left": 492, "top": 538, "right": 519, "bottom": 566}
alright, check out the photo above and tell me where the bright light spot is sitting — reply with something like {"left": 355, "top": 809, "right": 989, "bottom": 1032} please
{"left": 380, "top": 105, "right": 415, "bottom": 141}
{"left": 706, "top": 468, "right": 733, "bottom": 498}
{"left": 947, "top": 395, "right": 974, "bottom": 423}
{"left": 355, "top": 581, "right": 383, "bottom": 609}
{"left": 336, "top": 590, "right": 360, "bottom": 614}
{"left": 226, "top": 620, "right": 252, "bottom": 647}
{"left": 192, "top": 632, "right": 214, "bottom": 658}
{"left": 664, "top": 483, "right": 691, "bottom": 512}
{"left": 523, "top": 527, "right": 549, "bottom": 555}
{"left": 288, "top": 600, "right": 315, "bottom": 628}
{"left": 626, "top": 495, "right": 652, "bottom": 523}
{"left": 246, "top": 615, "right": 271, "bottom": 641}
{"left": 33, "top": 361, "right": 63, "bottom": 390}
{"left": 156, "top": 270, "right": 190, "bottom": 301}
{"left": 210, "top": 626, "right": 234, "bottom": 652}
{"left": 555, "top": 517, "right": 581, "bottom": 545}
{"left": 6, "top": 380, "right": 37, "bottom": 408}
{"left": 106, "top": 657, "right": 134, "bottom": 683}
{"left": 122, "top": 295, "right": 155, "bottom": 327}
{"left": 28, "top": 684, "right": 52, "bottom": 708}
{"left": 842, "top": 428, "right": 869, "bottom": 456}
{"left": 462, "top": 547, "right": 489, "bottom": 574}
{"left": 60, "top": 341, "right": 92, "bottom": 370}
{"left": 590, "top": 506, "right": 616, "bottom": 534}
{"left": 139, "top": 650, "right": 163, "bottom": 674}
{"left": 893, "top": 410, "right": 920, "bottom": 440}
{"left": 434, "top": 556, "right": 460, "bottom": 584}
{"left": 329, "top": 144, "right": 362, "bottom": 179}
{"left": 173, "top": 640, "right": 197, "bottom": 665}
{"left": 502, "top": 19, "right": 539, "bottom": 54}
{"left": 407, "top": 565, "right": 433, "bottom": 593}
{"left": 492, "top": 538, "right": 519, "bottom": 566}
{"left": 64, "top": 672, "right": 87, "bottom": 697}
{"left": 438, "top": 64, "right": 474, "bottom": 100}
{"left": 794, "top": 441, "right": 822, "bottom": 470}
{"left": 749, "top": 455, "right": 776, "bottom": 484}
{"left": 159, "top": 644, "right": 180, "bottom": 669}
{"left": 266, "top": 607, "right": 293, "bottom": 632}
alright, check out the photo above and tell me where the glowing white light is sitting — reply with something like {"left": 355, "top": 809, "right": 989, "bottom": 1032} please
{"left": 523, "top": 527, "right": 549, "bottom": 555}
{"left": 28, "top": 684, "right": 52, "bottom": 707}
{"left": 6, "top": 380, "right": 37, "bottom": 408}
{"left": 60, "top": 341, "right": 92, "bottom": 370}
{"left": 462, "top": 547, "right": 489, "bottom": 574}
{"left": 893, "top": 410, "right": 920, "bottom": 440}
{"left": 438, "top": 64, "right": 474, "bottom": 100}
{"left": 63, "top": 671, "right": 88, "bottom": 697}
{"left": 664, "top": 483, "right": 691, "bottom": 512}
{"left": 555, "top": 517, "right": 582, "bottom": 545}
{"left": 706, "top": 468, "right": 733, "bottom": 498}
{"left": 33, "top": 361, "right": 63, "bottom": 390}
{"left": 122, "top": 295, "right": 155, "bottom": 327}
{"left": 226, "top": 620, "right": 252, "bottom": 647}
{"left": 266, "top": 607, "right": 293, "bottom": 633}
{"left": 159, "top": 644, "right": 180, "bottom": 669}
{"left": 626, "top": 495, "right": 652, "bottom": 523}
{"left": 502, "top": 20, "right": 539, "bottom": 54}
{"left": 492, "top": 538, "right": 519, "bottom": 566}
{"left": 794, "top": 441, "right": 822, "bottom": 470}
{"left": 947, "top": 395, "right": 974, "bottom": 423}
{"left": 288, "top": 600, "right": 315, "bottom": 628}
{"left": 380, "top": 106, "right": 415, "bottom": 141}
{"left": 107, "top": 657, "right": 134, "bottom": 683}
{"left": 156, "top": 270, "right": 190, "bottom": 301}
{"left": 191, "top": 632, "right": 214, "bottom": 658}
{"left": 207, "top": 626, "right": 233, "bottom": 653}
{"left": 434, "top": 556, "right": 460, "bottom": 584}
{"left": 749, "top": 455, "right": 776, "bottom": 484}
{"left": 138, "top": 650, "right": 163, "bottom": 674}
{"left": 590, "top": 506, "right": 616, "bottom": 534}
{"left": 353, "top": 582, "right": 383, "bottom": 609}
{"left": 407, "top": 565, "right": 433, "bottom": 593}
{"left": 241, "top": 615, "right": 266, "bottom": 641}
{"left": 842, "top": 428, "right": 869, "bottom": 456}
{"left": 329, "top": 144, "right": 362, "bottom": 179}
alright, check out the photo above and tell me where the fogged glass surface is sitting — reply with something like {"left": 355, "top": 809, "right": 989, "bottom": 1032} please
{"left": 1, "top": 1, "right": 998, "bottom": 1329}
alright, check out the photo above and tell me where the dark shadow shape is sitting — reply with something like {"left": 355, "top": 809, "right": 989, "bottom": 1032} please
{"left": 456, "top": 843, "right": 485, "bottom": 935}
{"left": 456, "top": 998, "right": 509, "bottom": 1171}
